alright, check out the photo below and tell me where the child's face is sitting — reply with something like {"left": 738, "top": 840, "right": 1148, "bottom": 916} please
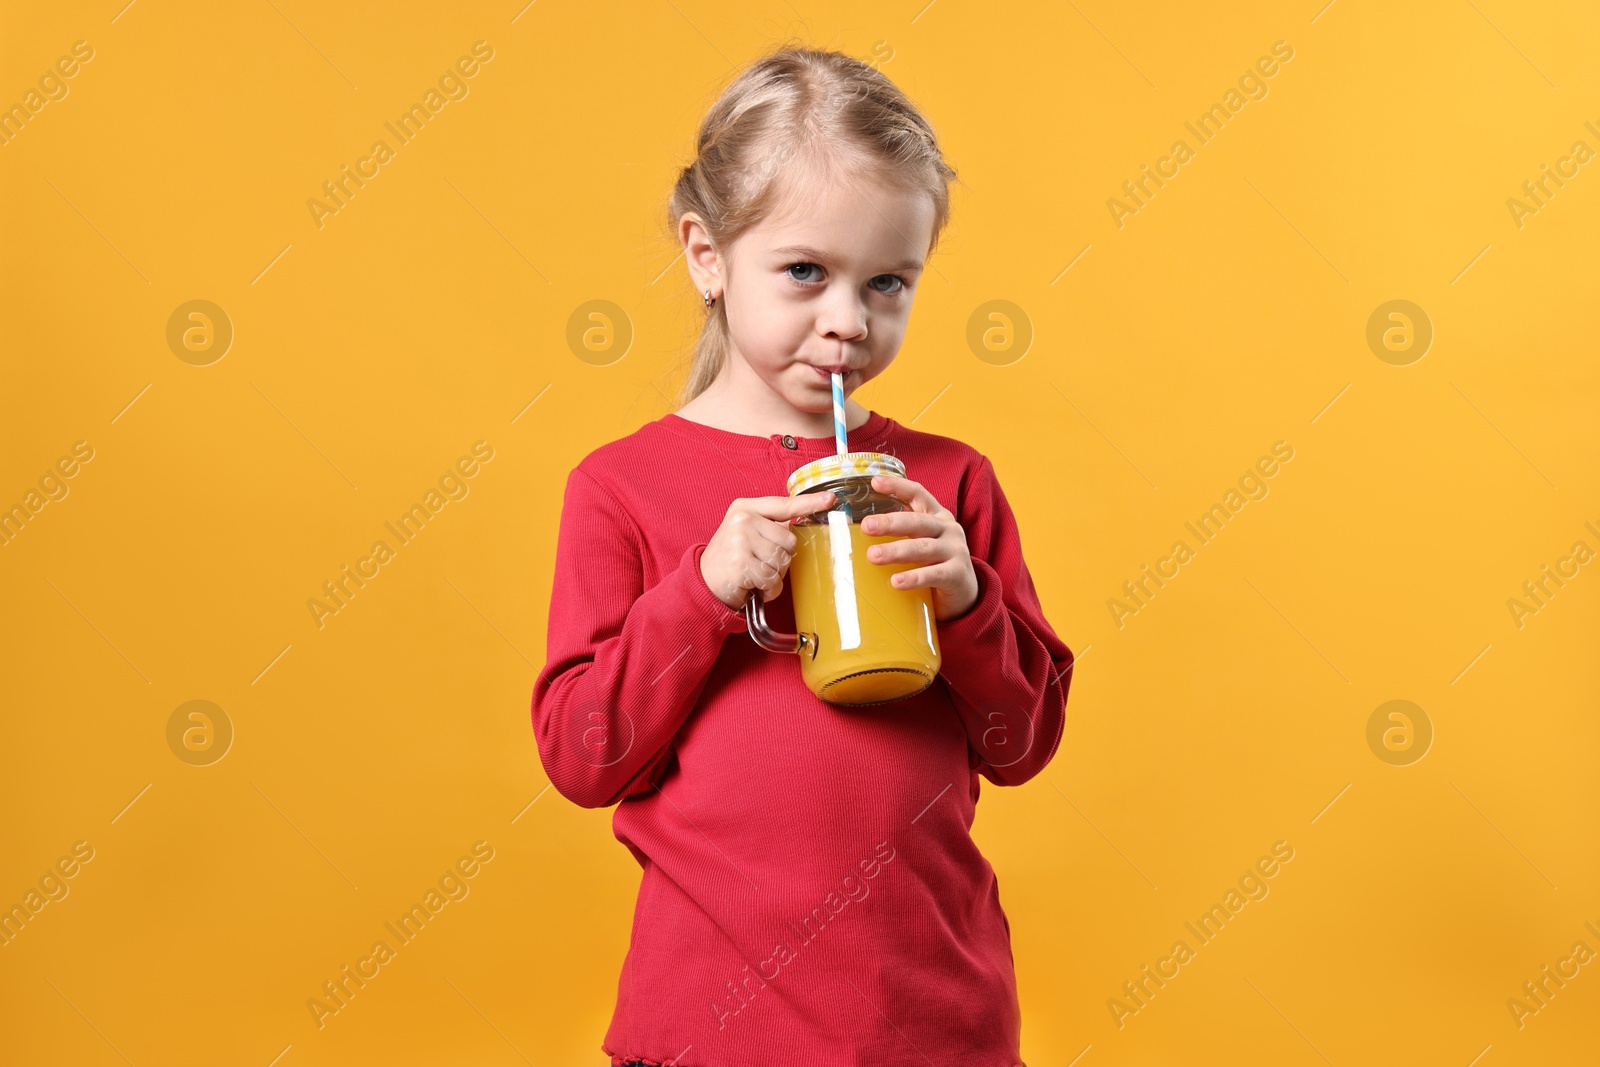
{"left": 721, "top": 172, "right": 935, "bottom": 414}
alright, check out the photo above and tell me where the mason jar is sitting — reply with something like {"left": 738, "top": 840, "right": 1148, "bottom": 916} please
{"left": 744, "top": 451, "right": 942, "bottom": 705}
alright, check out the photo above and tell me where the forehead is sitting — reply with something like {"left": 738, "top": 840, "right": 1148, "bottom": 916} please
{"left": 744, "top": 168, "right": 935, "bottom": 270}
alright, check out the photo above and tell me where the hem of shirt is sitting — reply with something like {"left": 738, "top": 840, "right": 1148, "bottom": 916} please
{"left": 603, "top": 1047, "right": 702, "bottom": 1067}
{"left": 605, "top": 1045, "right": 1027, "bottom": 1067}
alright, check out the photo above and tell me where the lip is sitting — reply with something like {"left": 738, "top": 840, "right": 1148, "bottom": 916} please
{"left": 810, "top": 365, "right": 854, "bottom": 380}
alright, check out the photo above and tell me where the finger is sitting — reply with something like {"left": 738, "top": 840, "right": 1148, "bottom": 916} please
{"left": 886, "top": 560, "right": 954, "bottom": 589}
{"left": 748, "top": 524, "right": 800, "bottom": 559}
{"left": 754, "top": 533, "right": 794, "bottom": 570}
{"left": 870, "top": 474, "right": 943, "bottom": 515}
{"left": 761, "top": 567, "right": 785, "bottom": 601}
{"left": 736, "top": 560, "right": 783, "bottom": 602}
{"left": 866, "top": 536, "right": 943, "bottom": 567}
{"left": 747, "top": 540, "right": 789, "bottom": 577}
{"left": 743, "top": 491, "right": 837, "bottom": 523}
{"left": 860, "top": 511, "right": 946, "bottom": 538}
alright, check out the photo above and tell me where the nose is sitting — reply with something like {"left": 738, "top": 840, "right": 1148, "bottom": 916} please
{"left": 817, "top": 286, "right": 868, "bottom": 343}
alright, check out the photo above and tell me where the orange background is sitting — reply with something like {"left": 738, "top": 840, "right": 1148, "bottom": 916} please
{"left": 2, "top": 2, "right": 1597, "bottom": 1065}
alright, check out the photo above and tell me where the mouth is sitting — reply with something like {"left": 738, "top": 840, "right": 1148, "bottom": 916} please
{"left": 809, "top": 365, "right": 855, "bottom": 384}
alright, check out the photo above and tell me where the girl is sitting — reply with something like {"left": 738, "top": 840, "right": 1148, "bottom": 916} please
{"left": 531, "top": 45, "right": 1074, "bottom": 1067}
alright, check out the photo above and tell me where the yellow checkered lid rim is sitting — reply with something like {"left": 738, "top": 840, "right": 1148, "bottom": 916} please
{"left": 787, "top": 451, "right": 906, "bottom": 496}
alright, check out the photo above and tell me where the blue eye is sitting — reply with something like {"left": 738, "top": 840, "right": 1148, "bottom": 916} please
{"left": 784, "top": 263, "right": 909, "bottom": 295}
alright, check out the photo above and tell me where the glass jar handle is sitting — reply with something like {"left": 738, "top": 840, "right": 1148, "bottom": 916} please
{"left": 743, "top": 591, "right": 818, "bottom": 659}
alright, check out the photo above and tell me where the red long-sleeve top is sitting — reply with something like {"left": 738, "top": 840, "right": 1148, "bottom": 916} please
{"left": 530, "top": 408, "right": 1074, "bottom": 1067}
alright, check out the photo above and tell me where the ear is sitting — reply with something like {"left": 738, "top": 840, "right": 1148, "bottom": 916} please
{"left": 679, "top": 212, "right": 722, "bottom": 295}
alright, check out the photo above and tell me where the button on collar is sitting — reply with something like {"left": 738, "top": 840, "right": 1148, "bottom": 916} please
{"left": 780, "top": 434, "right": 798, "bottom": 449}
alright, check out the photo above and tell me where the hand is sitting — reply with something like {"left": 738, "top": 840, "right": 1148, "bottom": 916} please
{"left": 700, "top": 490, "right": 837, "bottom": 611}
{"left": 861, "top": 474, "right": 979, "bottom": 622}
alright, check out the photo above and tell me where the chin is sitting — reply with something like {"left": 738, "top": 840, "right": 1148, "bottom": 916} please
{"left": 783, "top": 373, "right": 837, "bottom": 403}
{"left": 787, "top": 393, "right": 831, "bottom": 413}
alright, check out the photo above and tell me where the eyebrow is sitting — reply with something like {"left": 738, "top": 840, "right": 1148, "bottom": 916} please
{"left": 768, "top": 244, "right": 925, "bottom": 273}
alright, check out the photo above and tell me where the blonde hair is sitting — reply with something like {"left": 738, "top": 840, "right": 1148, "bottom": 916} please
{"left": 668, "top": 44, "right": 959, "bottom": 406}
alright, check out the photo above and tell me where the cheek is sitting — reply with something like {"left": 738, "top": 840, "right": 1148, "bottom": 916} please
{"left": 730, "top": 295, "right": 807, "bottom": 358}
{"left": 866, "top": 320, "right": 907, "bottom": 364}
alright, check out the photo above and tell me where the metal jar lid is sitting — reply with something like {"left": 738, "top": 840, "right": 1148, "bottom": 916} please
{"left": 786, "top": 451, "right": 905, "bottom": 496}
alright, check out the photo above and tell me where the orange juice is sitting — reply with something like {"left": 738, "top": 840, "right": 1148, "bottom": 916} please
{"left": 788, "top": 514, "right": 942, "bottom": 705}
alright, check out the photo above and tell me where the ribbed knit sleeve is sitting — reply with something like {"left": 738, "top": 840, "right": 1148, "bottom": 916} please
{"left": 935, "top": 455, "right": 1074, "bottom": 786}
{"left": 530, "top": 466, "right": 742, "bottom": 809}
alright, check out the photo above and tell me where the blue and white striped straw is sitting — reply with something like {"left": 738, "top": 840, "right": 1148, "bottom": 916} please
{"left": 831, "top": 372, "right": 848, "bottom": 456}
